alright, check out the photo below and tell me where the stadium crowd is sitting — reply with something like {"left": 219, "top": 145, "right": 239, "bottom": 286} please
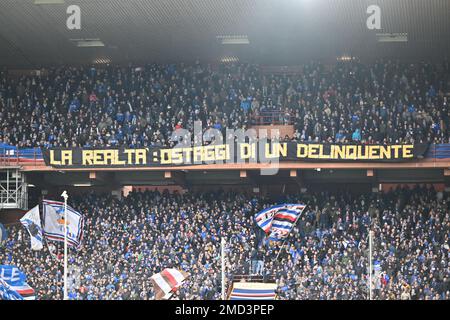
{"left": 1, "top": 185, "right": 448, "bottom": 300}
{"left": 0, "top": 60, "right": 449, "bottom": 149}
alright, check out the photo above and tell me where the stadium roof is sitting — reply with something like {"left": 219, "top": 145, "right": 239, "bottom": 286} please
{"left": 0, "top": 0, "right": 449, "bottom": 67}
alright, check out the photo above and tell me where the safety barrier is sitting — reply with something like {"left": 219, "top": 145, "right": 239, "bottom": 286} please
{"left": 251, "top": 111, "right": 295, "bottom": 125}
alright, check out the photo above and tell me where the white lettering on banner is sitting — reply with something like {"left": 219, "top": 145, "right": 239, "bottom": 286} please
{"left": 0, "top": 267, "right": 20, "bottom": 283}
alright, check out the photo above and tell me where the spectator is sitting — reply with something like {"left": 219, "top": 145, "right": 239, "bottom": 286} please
{"left": 0, "top": 185, "right": 448, "bottom": 300}
{"left": 0, "top": 60, "right": 448, "bottom": 149}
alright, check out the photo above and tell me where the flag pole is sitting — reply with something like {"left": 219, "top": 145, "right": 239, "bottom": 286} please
{"left": 221, "top": 237, "right": 226, "bottom": 300}
{"left": 368, "top": 230, "right": 373, "bottom": 300}
{"left": 275, "top": 204, "right": 307, "bottom": 260}
{"left": 61, "top": 190, "right": 69, "bottom": 301}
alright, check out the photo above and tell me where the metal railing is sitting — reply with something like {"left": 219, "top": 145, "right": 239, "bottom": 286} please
{"left": 232, "top": 274, "right": 276, "bottom": 283}
{"left": 0, "top": 189, "right": 28, "bottom": 210}
{"left": 251, "top": 111, "right": 295, "bottom": 125}
{"left": 0, "top": 167, "right": 28, "bottom": 210}
{"left": 0, "top": 147, "right": 44, "bottom": 167}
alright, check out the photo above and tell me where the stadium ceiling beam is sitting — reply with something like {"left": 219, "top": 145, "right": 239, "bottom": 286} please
{"left": 88, "top": 171, "right": 117, "bottom": 185}
{"left": 88, "top": 171, "right": 111, "bottom": 182}
{"left": 82, "top": 171, "right": 118, "bottom": 189}
{"left": 366, "top": 169, "right": 380, "bottom": 193}
{"left": 242, "top": 170, "right": 263, "bottom": 190}
{"left": 164, "top": 171, "right": 186, "bottom": 187}
{"left": 444, "top": 170, "right": 450, "bottom": 192}
{"left": 290, "top": 170, "right": 304, "bottom": 188}
{"left": 26, "top": 172, "right": 46, "bottom": 187}
{"left": 20, "top": 159, "right": 450, "bottom": 172}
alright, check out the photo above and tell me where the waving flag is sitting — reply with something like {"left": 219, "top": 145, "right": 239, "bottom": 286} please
{"left": 0, "top": 278, "right": 23, "bottom": 300}
{"left": 255, "top": 203, "right": 306, "bottom": 242}
{"left": 20, "top": 205, "right": 44, "bottom": 251}
{"left": 255, "top": 204, "right": 286, "bottom": 233}
{"left": 9, "top": 283, "right": 35, "bottom": 300}
{"left": 150, "top": 268, "right": 189, "bottom": 300}
{"left": 42, "top": 200, "right": 84, "bottom": 248}
{"left": 0, "top": 265, "right": 27, "bottom": 286}
{"left": 229, "top": 282, "right": 277, "bottom": 300}
{"left": 0, "top": 265, "right": 35, "bottom": 300}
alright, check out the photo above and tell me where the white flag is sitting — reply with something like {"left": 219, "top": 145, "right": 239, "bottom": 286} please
{"left": 42, "top": 200, "right": 83, "bottom": 248}
{"left": 20, "top": 205, "right": 44, "bottom": 251}
{"left": 150, "top": 268, "right": 189, "bottom": 300}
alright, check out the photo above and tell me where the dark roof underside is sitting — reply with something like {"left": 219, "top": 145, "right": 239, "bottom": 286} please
{"left": 0, "top": 0, "right": 449, "bottom": 67}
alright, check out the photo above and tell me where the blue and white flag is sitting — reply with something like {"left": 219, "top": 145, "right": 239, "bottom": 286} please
{"left": 0, "top": 278, "right": 23, "bottom": 300}
{"left": 255, "top": 203, "right": 306, "bottom": 242}
{"left": 0, "top": 265, "right": 27, "bottom": 286}
{"left": 42, "top": 200, "right": 84, "bottom": 248}
{"left": 229, "top": 282, "right": 277, "bottom": 300}
{"left": 8, "top": 282, "right": 35, "bottom": 300}
{"left": 0, "top": 266, "right": 35, "bottom": 300}
{"left": 255, "top": 204, "right": 286, "bottom": 233}
{"left": 20, "top": 205, "right": 44, "bottom": 251}
{"left": 0, "top": 223, "right": 7, "bottom": 247}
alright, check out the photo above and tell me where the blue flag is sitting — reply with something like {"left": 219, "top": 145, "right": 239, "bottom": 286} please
{"left": 0, "top": 266, "right": 35, "bottom": 300}
{"left": 0, "top": 278, "right": 23, "bottom": 300}
{"left": 0, "top": 265, "right": 27, "bottom": 286}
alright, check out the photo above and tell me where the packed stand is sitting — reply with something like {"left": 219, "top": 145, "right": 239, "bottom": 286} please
{"left": 0, "top": 60, "right": 449, "bottom": 149}
{"left": 0, "top": 185, "right": 448, "bottom": 300}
